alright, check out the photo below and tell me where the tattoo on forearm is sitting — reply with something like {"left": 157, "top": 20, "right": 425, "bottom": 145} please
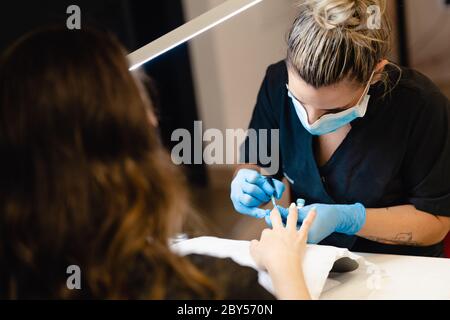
{"left": 364, "top": 232, "right": 421, "bottom": 246}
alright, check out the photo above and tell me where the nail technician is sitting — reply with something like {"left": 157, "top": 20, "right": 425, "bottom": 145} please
{"left": 231, "top": 0, "right": 450, "bottom": 257}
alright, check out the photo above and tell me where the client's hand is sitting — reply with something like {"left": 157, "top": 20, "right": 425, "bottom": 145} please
{"left": 277, "top": 202, "right": 366, "bottom": 244}
{"left": 250, "top": 203, "right": 316, "bottom": 300}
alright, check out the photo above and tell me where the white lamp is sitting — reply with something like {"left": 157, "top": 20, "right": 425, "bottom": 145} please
{"left": 127, "top": 0, "right": 263, "bottom": 70}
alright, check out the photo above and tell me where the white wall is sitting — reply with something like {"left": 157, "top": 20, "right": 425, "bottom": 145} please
{"left": 182, "top": 0, "right": 298, "bottom": 133}
{"left": 406, "top": 0, "right": 450, "bottom": 84}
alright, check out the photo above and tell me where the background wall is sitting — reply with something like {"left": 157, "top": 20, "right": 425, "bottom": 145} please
{"left": 405, "top": 0, "right": 450, "bottom": 95}
{"left": 182, "top": 0, "right": 297, "bottom": 135}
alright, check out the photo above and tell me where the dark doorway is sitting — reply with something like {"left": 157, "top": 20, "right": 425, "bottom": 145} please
{"left": 0, "top": 0, "right": 208, "bottom": 186}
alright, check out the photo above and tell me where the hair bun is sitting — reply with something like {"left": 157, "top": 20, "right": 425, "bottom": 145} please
{"left": 303, "top": 0, "right": 363, "bottom": 30}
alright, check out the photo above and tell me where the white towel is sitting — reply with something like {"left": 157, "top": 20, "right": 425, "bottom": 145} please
{"left": 171, "top": 236, "right": 382, "bottom": 299}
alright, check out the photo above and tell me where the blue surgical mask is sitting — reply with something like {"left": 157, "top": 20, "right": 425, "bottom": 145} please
{"left": 286, "top": 72, "right": 374, "bottom": 136}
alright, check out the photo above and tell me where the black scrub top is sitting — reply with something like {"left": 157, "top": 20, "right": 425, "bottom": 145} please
{"left": 241, "top": 60, "right": 450, "bottom": 257}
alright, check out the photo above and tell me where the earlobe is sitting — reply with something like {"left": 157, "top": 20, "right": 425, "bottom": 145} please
{"left": 376, "top": 59, "right": 389, "bottom": 72}
{"left": 371, "top": 59, "right": 389, "bottom": 84}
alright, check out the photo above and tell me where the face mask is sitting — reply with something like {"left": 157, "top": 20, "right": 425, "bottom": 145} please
{"left": 287, "top": 71, "right": 374, "bottom": 136}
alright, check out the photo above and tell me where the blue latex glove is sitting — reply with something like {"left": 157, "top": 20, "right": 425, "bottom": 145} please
{"left": 264, "top": 205, "right": 289, "bottom": 227}
{"left": 278, "top": 203, "right": 366, "bottom": 244}
{"left": 264, "top": 199, "right": 303, "bottom": 227}
{"left": 231, "top": 169, "right": 285, "bottom": 218}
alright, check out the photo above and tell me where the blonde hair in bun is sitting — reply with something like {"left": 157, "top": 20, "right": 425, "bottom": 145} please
{"left": 287, "top": 0, "right": 398, "bottom": 90}
{"left": 311, "top": 0, "right": 374, "bottom": 30}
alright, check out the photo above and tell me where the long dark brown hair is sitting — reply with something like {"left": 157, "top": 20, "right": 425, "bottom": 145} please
{"left": 0, "top": 27, "right": 217, "bottom": 299}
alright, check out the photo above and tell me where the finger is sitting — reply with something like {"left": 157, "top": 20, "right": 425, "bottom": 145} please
{"left": 286, "top": 203, "right": 299, "bottom": 231}
{"left": 297, "top": 204, "right": 314, "bottom": 221}
{"left": 298, "top": 208, "right": 317, "bottom": 238}
{"left": 238, "top": 193, "right": 261, "bottom": 207}
{"left": 248, "top": 207, "right": 270, "bottom": 219}
{"left": 264, "top": 213, "right": 272, "bottom": 228}
{"left": 241, "top": 182, "right": 271, "bottom": 202}
{"left": 272, "top": 179, "right": 286, "bottom": 199}
{"left": 276, "top": 205, "right": 290, "bottom": 219}
{"left": 246, "top": 174, "right": 275, "bottom": 197}
{"left": 269, "top": 206, "right": 283, "bottom": 229}
{"left": 234, "top": 201, "right": 268, "bottom": 218}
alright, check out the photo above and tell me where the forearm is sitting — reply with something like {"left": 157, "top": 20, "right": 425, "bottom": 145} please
{"left": 268, "top": 265, "right": 311, "bottom": 300}
{"left": 357, "top": 205, "right": 450, "bottom": 246}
